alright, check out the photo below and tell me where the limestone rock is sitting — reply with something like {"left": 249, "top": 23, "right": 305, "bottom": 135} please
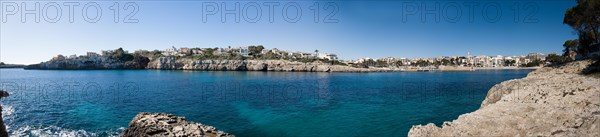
{"left": 408, "top": 60, "right": 600, "bottom": 137}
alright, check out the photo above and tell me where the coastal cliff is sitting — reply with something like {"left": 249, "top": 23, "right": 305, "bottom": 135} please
{"left": 146, "top": 57, "right": 379, "bottom": 72}
{"left": 121, "top": 112, "right": 233, "bottom": 137}
{"left": 27, "top": 56, "right": 391, "bottom": 72}
{"left": 408, "top": 60, "right": 600, "bottom": 136}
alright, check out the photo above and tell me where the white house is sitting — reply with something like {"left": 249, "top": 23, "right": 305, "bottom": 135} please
{"left": 178, "top": 47, "right": 191, "bottom": 56}
{"left": 68, "top": 54, "right": 78, "bottom": 59}
{"left": 162, "top": 46, "right": 178, "bottom": 56}
{"left": 213, "top": 48, "right": 226, "bottom": 55}
{"left": 86, "top": 52, "right": 99, "bottom": 57}
{"left": 52, "top": 54, "right": 66, "bottom": 61}
{"left": 317, "top": 52, "right": 338, "bottom": 60}
{"left": 239, "top": 46, "right": 250, "bottom": 56}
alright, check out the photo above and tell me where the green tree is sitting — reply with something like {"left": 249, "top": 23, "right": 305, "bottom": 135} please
{"left": 260, "top": 52, "right": 280, "bottom": 60}
{"left": 504, "top": 60, "right": 516, "bottom": 66}
{"left": 414, "top": 60, "right": 430, "bottom": 67}
{"left": 564, "top": 0, "right": 600, "bottom": 56}
{"left": 108, "top": 48, "right": 134, "bottom": 62}
{"left": 204, "top": 48, "right": 216, "bottom": 56}
{"left": 376, "top": 60, "right": 388, "bottom": 67}
{"left": 248, "top": 45, "right": 265, "bottom": 56}
{"left": 523, "top": 59, "right": 543, "bottom": 67}
{"left": 393, "top": 60, "right": 403, "bottom": 67}
{"left": 546, "top": 53, "right": 572, "bottom": 64}
{"left": 441, "top": 59, "right": 450, "bottom": 65}
{"left": 563, "top": 39, "right": 579, "bottom": 56}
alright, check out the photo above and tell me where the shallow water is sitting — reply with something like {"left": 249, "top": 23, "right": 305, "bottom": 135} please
{"left": 0, "top": 69, "right": 533, "bottom": 136}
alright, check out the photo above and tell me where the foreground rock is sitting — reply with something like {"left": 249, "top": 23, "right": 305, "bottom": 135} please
{"left": 121, "top": 112, "right": 233, "bottom": 137}
{"left": 0, "top": 90, "right": 9, "bottom": 137}
{"left": 408, "top": 60, "right": 600, "bottom": 136}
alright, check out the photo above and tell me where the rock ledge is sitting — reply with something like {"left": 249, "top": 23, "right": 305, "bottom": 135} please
{"left": 408, "top": 60, "right": 600, "bottom": 136}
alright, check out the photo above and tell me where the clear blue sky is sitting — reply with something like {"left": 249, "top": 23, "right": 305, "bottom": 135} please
{"left": 1, "top": 0, "right": 576, "bottom": 64}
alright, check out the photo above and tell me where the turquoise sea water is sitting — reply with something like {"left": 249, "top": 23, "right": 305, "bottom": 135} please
{"left": 0, "top": 69, "right": 533, "bottom": 136}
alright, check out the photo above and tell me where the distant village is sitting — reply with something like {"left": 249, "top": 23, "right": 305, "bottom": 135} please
{"left": 49, "top": 45, "right": 551, "bottom": 68}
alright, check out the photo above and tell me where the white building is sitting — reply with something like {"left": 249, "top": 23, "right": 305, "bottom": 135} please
{"left": 101, "top": 50, "right": 111, "bottom": 56}
{"left": 491, "top": 55, "right": 504, "bottom": 67}
{"left": 191, "top": 49, "right": 204, "bottom": 55}
{"left": 52, "top": 54, "right": 66, "bottom": 61}
{"left": 162, "top": 46, "right": 178, "bottom": 56}
{"left": 178, "top": 47, "right": 191, "bottom": 56}
{"left": 300, "top": 52, "right": 313, "bottom": 58}
{"left": 473, "top": 55, "right": 492, "bottom": 67}
{"left": 239, "top": 46, "right": 250, "bottom": 56}
{"left": 68, "top": 54, "right": 78, "bottom": 59}
{"left": 356, "top": 58, "right": 373, "bottom": 64}
{"left": 317, "top": 52, "right": 338, "bottom": 60}
{"left": 86, "top": 52, "right": 99, "bottom": 57}
{"left": 213, "top": 48, "right": 226, "bottom": 55}
{"left": 527, "top": 53, "right": 546, "bottom": 61}
{"left": 288, "top": 52, "right": 302, "bottom": 59}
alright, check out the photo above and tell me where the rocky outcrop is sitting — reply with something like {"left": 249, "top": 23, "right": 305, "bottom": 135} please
{"left": 25, "top": 57, "right": 149, "bottom": 70}
{"left": 120, "top": 112, "right": 233, "bottom": 137}
{"left": 0, "top": 64, "right": 25, "bottom": 68}
{"left": 0, "top": 90, "right": 9, "bottom": 137}
{"left": 408, "top": 60, "right": 600, "bottom": 136}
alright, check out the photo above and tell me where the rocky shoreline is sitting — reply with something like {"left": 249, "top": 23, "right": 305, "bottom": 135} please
{"left": 25, "top": 57, "right": 534, "bottom": 72}
{"left": 121, "top": 112, "right": 233, "bottom": 137}
{"left": 408, "top": 60, "right": 600, "bottom": 136}
{"left": 24, "top": 57, "right": 399, "bottom": 72}
{"left": 146, "top": 58, "right": 388, "bottom": 72}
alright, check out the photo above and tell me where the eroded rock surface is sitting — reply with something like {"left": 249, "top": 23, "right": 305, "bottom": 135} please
{"left": 408, "top": 60, "right": 600, "bottom": 137}
{"left": 121, "top": 112, "right": 233, "bottom": 137}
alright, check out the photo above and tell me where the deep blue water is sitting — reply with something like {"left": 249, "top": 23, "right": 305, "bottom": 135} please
{"left": 0, "top": 69, "right": 533, "bottom": 136}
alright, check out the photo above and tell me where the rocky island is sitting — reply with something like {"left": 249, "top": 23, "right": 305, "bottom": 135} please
{"left": 408, "top": 59, "right": 600, "bottom": 136}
